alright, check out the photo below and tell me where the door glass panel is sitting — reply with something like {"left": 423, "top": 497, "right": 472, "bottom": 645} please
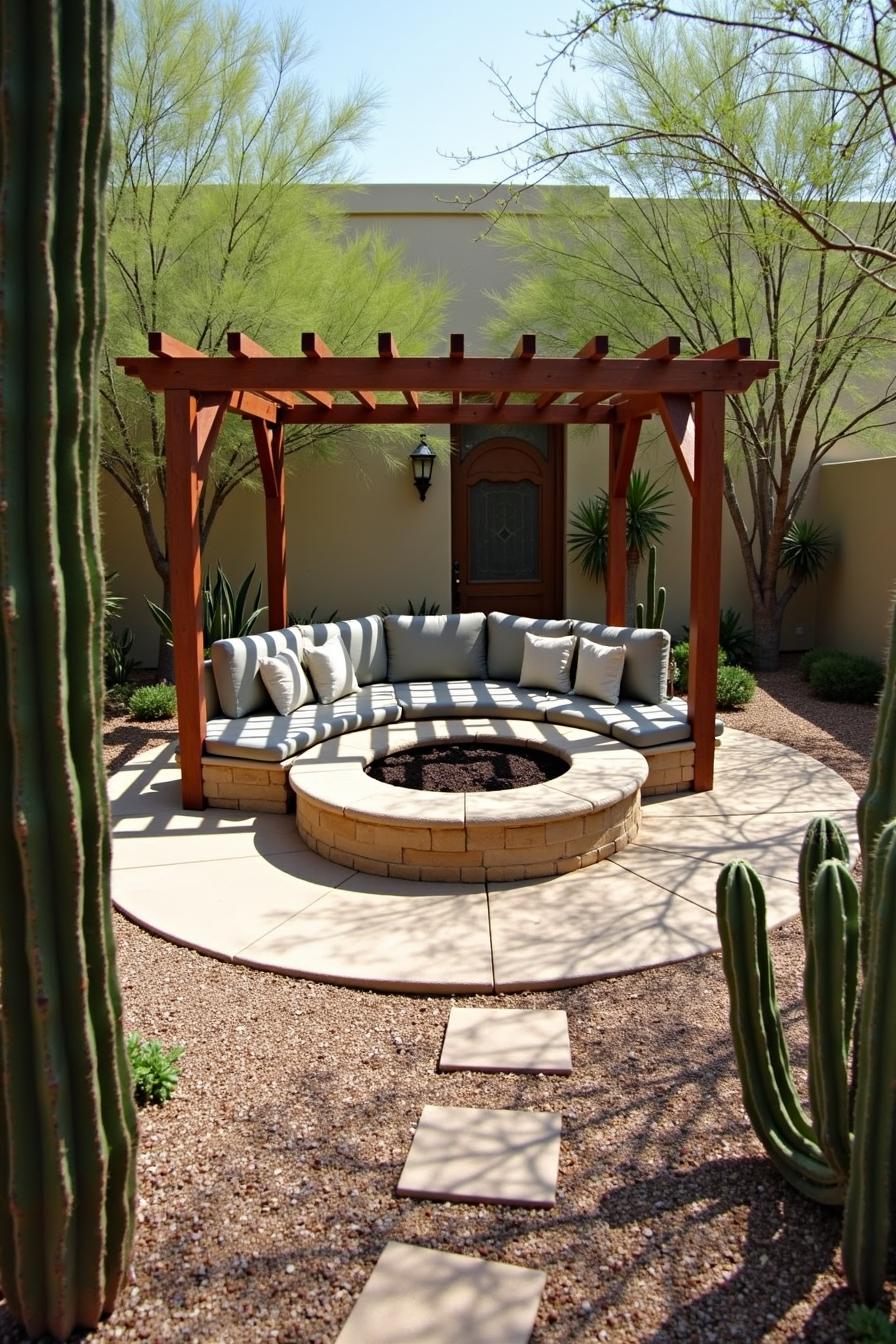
{"left": 459, "top": 425, "right": 549, "bottom": 459}
{"left": 469, "top": 480, "right": 540, "bottom": 581}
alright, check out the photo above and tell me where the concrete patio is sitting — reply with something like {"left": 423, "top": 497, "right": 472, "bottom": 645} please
{"left": 109, "top": 726, "right": 859, "bottom": 994}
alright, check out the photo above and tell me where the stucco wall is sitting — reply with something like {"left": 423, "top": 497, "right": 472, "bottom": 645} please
{"left": 813, "top": 456, "right": 896, "bottom": 662}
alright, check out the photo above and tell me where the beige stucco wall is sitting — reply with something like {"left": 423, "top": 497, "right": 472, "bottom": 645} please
{"left": 102, "top": 182, "right": 887, "bottom": 667}
{"left": 813, "top": 456, "right": 896, "bottom": 662}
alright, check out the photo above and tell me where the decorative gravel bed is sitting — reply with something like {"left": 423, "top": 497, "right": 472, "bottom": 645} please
{"left": 364, "top": 741, "right": 570, "bottom": 793}
{"left": 1, "top": 658, "right": 878, "bottom": 1342}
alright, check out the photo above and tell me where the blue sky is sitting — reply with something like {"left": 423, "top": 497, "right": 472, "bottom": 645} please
{"left": 244, "top": 1, "right": 587, "bottom": 182}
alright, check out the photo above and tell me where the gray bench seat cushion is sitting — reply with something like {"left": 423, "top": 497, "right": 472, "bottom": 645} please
{"left": 204, "top": 684, "right": 401, "bottom": 762}
{"left": 393, "top": 680, "right": 549, "bottom": 721}
{"left": 546, "top": 695, "right": 723, "bottom": 747}
{"left": 211, "top": 626, "right": 307, "bottom": 720}
{"left": 297, "top": 615, "right": 387, "bottom": 686}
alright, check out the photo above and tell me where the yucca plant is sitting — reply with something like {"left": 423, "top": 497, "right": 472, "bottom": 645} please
{"left": 146, "top": 564, "right": 266, "bottom": 653}
{"left": 568, "top": 470, "right": 672, "bottom": 623}
{"left": 780, "top": 518, "right": 835, "bottom": 584}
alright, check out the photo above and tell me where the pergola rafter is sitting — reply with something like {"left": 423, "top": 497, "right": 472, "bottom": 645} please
{"left": 118, "top": 331, "right": 776, "bottom": 809}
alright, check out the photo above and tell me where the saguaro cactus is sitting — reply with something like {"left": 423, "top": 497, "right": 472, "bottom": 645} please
{"left": 715, "top": 599, "right": 896, "bottom": 1302}
{"left": 635, "top": 544, "right": 667, "bottom": 629}
{"left": 0, "top": 4, "right": 138, "bottom": 1339}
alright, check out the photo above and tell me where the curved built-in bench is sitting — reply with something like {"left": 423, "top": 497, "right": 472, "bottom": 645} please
{"left": 198, "top": 612, "right": 719, "bottom": 813}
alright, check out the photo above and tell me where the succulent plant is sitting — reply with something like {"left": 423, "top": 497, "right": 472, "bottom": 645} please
{"left": 715, "top": 602, "right": 896, "bottom": 1302}
{"left": 635, "top": 544, "right": 667, "bottom": 629}
{"left": 0, "top": 6, "right": 138, "bottom": 1336}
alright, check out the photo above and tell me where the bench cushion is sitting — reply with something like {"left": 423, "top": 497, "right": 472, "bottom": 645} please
{"left": 210, "top": 626, "right": 305, "bottom": 719}
{"left": 573, "top": 621, "right": 670, "bottom": 705}
{"left": 543, "top": 696, "right": 634, "bottom": 737}
{"left": 297, "top": 616, "right": 387, "bottom": 686}
{"left": 204, "top": 683, "right": 401, "bottom": 762}
{"left": 393, "top": 679, "right": 549, "bottom": 721}
{"left": 487, "top": 612, "right": 571, "bottom": 680}
{"left": 385, "top": 613, "right": 488, "bottom": 681}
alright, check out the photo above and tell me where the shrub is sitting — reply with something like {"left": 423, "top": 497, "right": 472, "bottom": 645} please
{"left": 104, "top": 625, "right": 139, "bottom": 687}
{"left": 683, "top": 607, "right": 753, "bottom": 666}
{"left": 379, "top": 598, "right": 441, "bottom": 616}
{"left": 799, "top": 647, "right": 835, "bottom": 680}
{"left": 288, "top": 605, "right": 338, "bottom": 625}
{"left": 127, "top": 1033, "right": 184, "bottom": 1107}
{"left": 716, "top": 664, "right": 757, "bottom": 709}
{"left": 808, "top": 651, "right": 884, "bottom": 704}
{"left": 129, "top": 683, "right": 177, "bottom": 721}
{"left": 670, "top": 640, "right": 726, "bottom": 694}
{"left": 849, "top": 1304, "right": 896, "bottom": 1342}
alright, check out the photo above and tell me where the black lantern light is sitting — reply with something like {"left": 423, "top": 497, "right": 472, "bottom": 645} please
{"left": 409, "top": 432, "right": 436, "bottom": 501}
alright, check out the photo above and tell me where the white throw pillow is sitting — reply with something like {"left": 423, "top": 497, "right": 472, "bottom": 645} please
{"left": 574, "top": 637, "right": 626, "bottom": 705}
{"left": 304, "top": 635, "right": 359, "bottom": 704}
{"left": 259, "top": 649, "right": 315, "bottom": 716}
{"left": 518, "top": 631, "right": 576, "bottom": 695}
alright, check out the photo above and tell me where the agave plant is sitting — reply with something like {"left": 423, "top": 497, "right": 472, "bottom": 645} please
{"left": 780, "top": 518, "right": 835, "bottom": 584}
{"left": 147, "top": 565, "right": 266, "bottom": 653}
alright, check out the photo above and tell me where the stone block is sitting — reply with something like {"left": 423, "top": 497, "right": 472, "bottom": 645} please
{"left": 504, "top": 824, "right": 546, "bottom": 849}
{"left": 431, "top": 828, "right": 468, "bottom": 852}
{"left": 202, "top": 765, "right": 233, "bottom": 783}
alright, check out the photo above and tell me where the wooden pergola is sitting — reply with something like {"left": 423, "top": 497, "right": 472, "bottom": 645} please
{"left": 119, "top": 331, "right": 776, "bottom": 809}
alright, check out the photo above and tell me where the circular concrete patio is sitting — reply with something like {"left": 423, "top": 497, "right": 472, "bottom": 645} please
{"left": 109, "top": 724, "right": 860, "bottom": 994}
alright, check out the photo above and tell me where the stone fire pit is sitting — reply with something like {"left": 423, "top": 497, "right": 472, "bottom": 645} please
{"left": 288, "top": 718, "right": 647, "bottom": 882}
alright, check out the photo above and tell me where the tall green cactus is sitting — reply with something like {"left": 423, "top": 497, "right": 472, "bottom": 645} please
{"left": 635, "top": 544, "right": 667, "bottom": 628}
{"left": 0, "top": 5, "right": 138, "bottom": 1339}
{"left": 715, "top": 598, "right": 896, "bottom": 1303}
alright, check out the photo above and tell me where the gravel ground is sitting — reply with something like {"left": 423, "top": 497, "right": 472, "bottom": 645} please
{"left": 2, "top": 661, "right": 886, "bottom": 1343}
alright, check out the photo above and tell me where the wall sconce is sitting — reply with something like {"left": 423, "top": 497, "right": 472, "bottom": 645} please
{"left": 409, "top": 432, "right": 436, "bottom": 501}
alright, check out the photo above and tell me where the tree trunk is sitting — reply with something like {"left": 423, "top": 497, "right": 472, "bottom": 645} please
{"left": 752, "top": 593, "right": 784, "bottom": 672}
{"left": 0, "top": 6, "right": 138, "bottom": 1338}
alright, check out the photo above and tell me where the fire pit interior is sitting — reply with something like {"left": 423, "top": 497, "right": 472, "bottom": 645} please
{"left": 364, "top": 741, "right": 570, "bottom": 793}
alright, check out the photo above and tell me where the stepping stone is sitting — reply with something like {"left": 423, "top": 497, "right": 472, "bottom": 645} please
{"left": 397, "top": 1104, "right": 561, "bottom": 1208}
{"left": 439, "top": 1006, "right": 572, "bottom": 1075}
{"left": 336, "top": 1240, "right": 546, "bottom": 1344}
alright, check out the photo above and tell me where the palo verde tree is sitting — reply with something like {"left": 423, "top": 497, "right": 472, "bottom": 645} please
{"left": 0, "top": 2, "right": 139, "bottom": 1338}
{"left": 522, "top": 2, "right": 896, "bottom": 290}
{"left": 489, "top": 20, "right": 896, "bottom": 667}
{"left": 105, "top": 0, "right": 449, "bottom": 669}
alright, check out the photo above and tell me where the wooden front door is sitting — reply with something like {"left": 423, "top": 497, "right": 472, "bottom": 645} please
{"left": 451, "top": 426, "right": 565, "bottom": 617}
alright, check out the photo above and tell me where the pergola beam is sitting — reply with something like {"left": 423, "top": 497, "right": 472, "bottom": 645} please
{"left": 535, "top": 335, "right": 609, "bottom": 410}
{"left": 281, "top": 403, "right": 614, "bottom": 425}
{"left": 688, "top": 392, "right": 726, "bottom": 789}
{"left": 493, "top": 333, "right": 536, "bottom": 410}
{"left": 301, "top": 331, "right": 376, "bottom": 410}
{"left": 378, "top": 332, "right": 420, "bottom": 408}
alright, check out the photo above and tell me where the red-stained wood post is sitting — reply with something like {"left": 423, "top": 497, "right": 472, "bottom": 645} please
{"left": 688, "top": 391, "right": 726, "bottom": 791}
{"left": 251, "top": 419, "right": 288, "bottom": 630}
{"left": 165, "top": 390, "right": 208, "bottom": 810}
{"left": 607, "top": 424, "right": 627, "bottom": 624}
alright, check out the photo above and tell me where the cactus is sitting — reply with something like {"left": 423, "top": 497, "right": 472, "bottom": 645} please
{"left": 0, "top": 5, "right": 138, "bottom": 1339}
{"left": 635, "top": 544, "right": 666, "bottom": 628}
{"left": 715, "top": 599, "right": 896, "bottom": 1303}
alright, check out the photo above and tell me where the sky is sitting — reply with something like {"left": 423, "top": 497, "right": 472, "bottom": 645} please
{"left": 243, "top": 0, "right": 588, "bottom": 182}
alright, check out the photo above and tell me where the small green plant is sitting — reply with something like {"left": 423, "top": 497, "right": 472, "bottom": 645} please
{"left": 104, "top": 625, "right": 140, "bottom": 687}
{"left": 670, "top": 641, "right": 727, "bottom": 695}
{"left": 147, "top": 565, "right": 266, "bottom": 651}
{"left": 684, "top": 607, "right": 753, "bottom": 666}
{"left": 288, "top": 605, "right": 339, "bottom": 626}
{"left": 635, "top": 544, "right": 666, "bottom": 628}
{"left": 800, "top": 647, "right": 835, "bottom": 680}
{"left": 780, "top": 517, "right": 835, "bottom": 584}
{"left": 850, "top": 1305, "right": 896, "bottom": 1342}
{"left": 716, "top": 664, "right": 757, "bottom": 710}
{"left": 379, "top": 597, "right": 442, "bottom": 617}
{"left": 129, "top": 683, "right": 177, "bottom": 722}
{"left": 809, "top": 652, "right": 884, "bottom": 704}
{"left": 127, "top": 1033, "right": 184, "bottom": 1107}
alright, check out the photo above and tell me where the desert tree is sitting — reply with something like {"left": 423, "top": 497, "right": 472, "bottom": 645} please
{"left": 488, "top": 20, "right": 896, "bottom": 666}
{"left": 483, "top": 2, "right": 896, "bottom": 289}
{"left": 105, "top": 0, "right": 449, "bottom": 669}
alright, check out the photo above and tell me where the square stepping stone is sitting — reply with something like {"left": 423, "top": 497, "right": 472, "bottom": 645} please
{"left": 439, "top": 1007, "right": 572, "bottom": 1076}
{"left": 397, "top": 1104, "right": 561, "bottom": 1208}
{"left": 336, "top": 1240, "right": 546, "bottom": 1344}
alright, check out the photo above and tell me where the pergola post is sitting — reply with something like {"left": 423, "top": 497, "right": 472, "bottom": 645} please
{"left": 252, "top": 419, "right": 288, "bottom": 629}
{"left": 164, "top": 390, "right": 209, "bottom": 809}
{"left": 688, "top": 391, "right": 725, "bottom": 791}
